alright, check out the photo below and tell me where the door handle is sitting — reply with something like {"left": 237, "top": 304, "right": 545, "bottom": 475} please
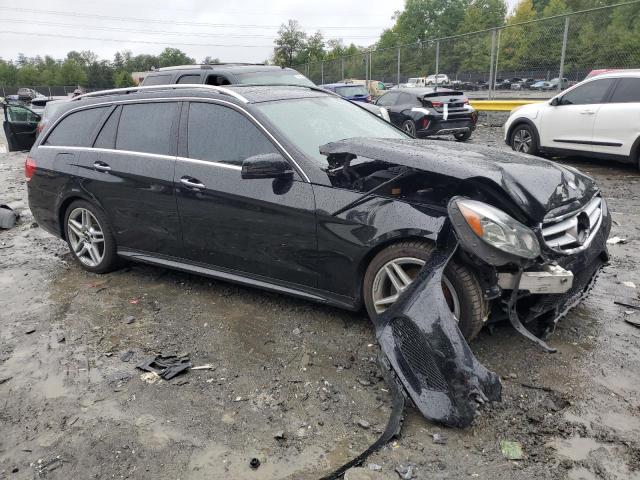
{"left": 580, "top": 109, "right": 595, "bottom": 115}
{"left": 180, "top": 177, "right": 206, "bottom": 189}
{"left": 93, "top": 161, "right": 111, "bottom": 172}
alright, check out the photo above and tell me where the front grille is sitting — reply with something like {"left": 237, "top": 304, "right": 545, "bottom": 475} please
{"left": 542, "top": 195, "right": 603, "bottom": 253}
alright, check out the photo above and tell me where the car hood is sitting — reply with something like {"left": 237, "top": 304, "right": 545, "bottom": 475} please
{"left": 320, "top": 137, "right": 598, "bottom": 223}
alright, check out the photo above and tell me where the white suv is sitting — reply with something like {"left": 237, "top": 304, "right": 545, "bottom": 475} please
{"left": 504, "top": 71, "right": 640, "bottom": 168}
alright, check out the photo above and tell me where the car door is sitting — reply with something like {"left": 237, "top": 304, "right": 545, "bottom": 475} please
{"left": 592, "top": 77, "right": 640, "bottom": 158}
{"left": 174, "top": 100, "right": 318, "bottom": 288}
{"left": 2, "top": 103, "right": 40, "bottom": 151}
{"left": 539, "top": 78, "right": 616, "bottom": 153}
{"left": 77, "top": 101, "right": 183, "bottom": 256}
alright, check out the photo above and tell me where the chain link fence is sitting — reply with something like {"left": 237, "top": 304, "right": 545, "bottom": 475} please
{"left": 296, "top": 1, "right": 640, "bottom": 99}
{"left": 0, "top": 86, "right": 93, "bottom": 97}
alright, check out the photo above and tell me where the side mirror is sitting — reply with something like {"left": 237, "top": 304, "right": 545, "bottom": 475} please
{"left": 241, "top": 153, "right": 293, "bottom": 180}
{"left": 550, "top": 97, "right": 560, "bottom": 106}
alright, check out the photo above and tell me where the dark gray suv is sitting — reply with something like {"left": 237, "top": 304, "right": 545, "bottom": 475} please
{"left": 141, "top": 64, "right": 315, "bottom": 87}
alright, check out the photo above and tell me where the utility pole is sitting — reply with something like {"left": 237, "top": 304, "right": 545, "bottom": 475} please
{"left": 558, "top": 16, "right": 570, "bottom": 93}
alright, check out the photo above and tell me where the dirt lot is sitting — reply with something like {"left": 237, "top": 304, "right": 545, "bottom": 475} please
{"left": 1, "top": 127, "right": 639, "bottom": 480}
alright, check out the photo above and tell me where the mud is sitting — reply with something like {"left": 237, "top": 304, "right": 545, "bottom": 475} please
{"left": 1, "top": 127, "right": 639, "bottom": 479}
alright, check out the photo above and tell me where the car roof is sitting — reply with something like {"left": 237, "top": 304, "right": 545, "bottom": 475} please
{"left": 149, "top": 64, "right": 296, "bottom": 74}
{"left": 392, "top": 87, "right": 460, "bottom": 95}
{"left": 587, "top": 70, "right": 640, "bottom": 79}
{"left": 321, "top": 82, "right": 363, "bottom": 88}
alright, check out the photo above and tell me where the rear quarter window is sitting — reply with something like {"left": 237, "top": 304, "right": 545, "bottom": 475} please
{"left": 44, "top": 107, "right": 109, "bottom": 147}
{"left": 609, "top": 78, "right": 640, "bottom": 103}
{"left": 142, "top": 74, "right": 172, "bottom": 86}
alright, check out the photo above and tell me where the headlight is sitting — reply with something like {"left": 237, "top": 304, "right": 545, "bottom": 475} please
{"left": 452, "top": 199, "right": 540, "bottom": 259}
{"left": 380, "top": 107, "right": 390, "bottom": 122}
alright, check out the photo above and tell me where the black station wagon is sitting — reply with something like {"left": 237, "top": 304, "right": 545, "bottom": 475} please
{"left": 26, "top": 84, "right": 610, "bottom": 426}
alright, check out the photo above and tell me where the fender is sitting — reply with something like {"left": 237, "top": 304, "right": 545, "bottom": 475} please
{"left": 505, "top": 117, "right": 541, "bottom": 148}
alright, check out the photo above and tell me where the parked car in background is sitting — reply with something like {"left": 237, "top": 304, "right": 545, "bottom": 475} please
{"left": 549, "top": 77, "right": 571, "bottom": 90}
{"left": 406, "top": 77, "right": 428, "bottom": 87}
{"left": 17, "top": 88, "right": 42, "bottom": 102}
{"left": 339, "top": 79, "right": 386, "bottom": 98}
{"left": 141, "top": 63, "right": 315, "bottom": 87}
{"left": 375, "top": 87, "right": 477, "bottom": 140}
{"left": 322, "top": 83, "right": 371, "bottom": 102}
{"left": 505, "top": 71, "right": 640, "bottom": 168}
{"left": 35, "top": 99, "right": 68, "bottom": 136}
{"left": 2, "top": 101, "right": 41, "bottom": 151}
{"left": 530, "top": 80, "right": 554, "bottom": 91}
{"left": 511, "top": 78, "right": 538, "bottom": 90}
{"left": 426, "top": 73, "right": 450, "bottom": 85}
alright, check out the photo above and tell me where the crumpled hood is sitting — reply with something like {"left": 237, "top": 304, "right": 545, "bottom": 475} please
{"left": 320, "top": 137, "right": 599, "bottom": 222}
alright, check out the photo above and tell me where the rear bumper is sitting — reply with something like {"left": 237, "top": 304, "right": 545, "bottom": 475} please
{"left": 416, "top": 117, "right": 476, "bottom": 138}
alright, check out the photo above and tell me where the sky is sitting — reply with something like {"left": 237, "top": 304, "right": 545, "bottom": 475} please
{"left": 0, "top": 0, "right": 519, "bottom": 64}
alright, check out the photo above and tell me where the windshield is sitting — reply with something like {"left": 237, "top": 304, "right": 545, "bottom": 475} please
{"left": 408, "top": 78, "right": 419, "bottom": 83}
{"left": 235, "top": 70, "right": 315, "bottom": 87}
{"left": 335, "top": 85, "right": 368, "bottom": 97}
{"left": 256, "top": 96, "right": 406, "bottom": 167}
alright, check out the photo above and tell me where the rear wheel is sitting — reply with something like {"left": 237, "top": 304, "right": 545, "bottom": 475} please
{"left": 64, "top": 200, "right": 119, "bottom": 274}
{"left": 510, "top": 124, "right": 539, "bottom": 155}
{"left": 363, "top": 240, "right": 487, "bottom": 341}
{"left": 402, "top": 119, "right": 417, "bottom": 137}
{"left": 454, "top": 130, "right": 472, "bottom": 142}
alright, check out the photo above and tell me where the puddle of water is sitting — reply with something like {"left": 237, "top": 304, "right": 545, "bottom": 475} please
{"left": 548, "top": 436, "right": 602, "bottom": 461}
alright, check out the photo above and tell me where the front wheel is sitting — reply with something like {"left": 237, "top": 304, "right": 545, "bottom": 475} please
{"left": 454, "top": 130, "right": 472, "bottom": 142}
{"left": 363, "top": 240, "right": 487, "bottom": 341}
{"left": 510, "top": 124, "right": 539, "bottom": 155}
{"left": 64, "top": 200, "right": 119, "bottom": 274}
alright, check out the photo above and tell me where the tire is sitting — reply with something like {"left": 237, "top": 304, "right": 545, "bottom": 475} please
{"left": 363, "top": 240, "right": 487, "bottom": 341}
{"left": 510, "top": 123, "right": 539, "bottom": 155}
{"left": 401, "top": 119, "right": 417, "bottom": 137}
{"left": 63, "top": 200, "right": 119, "bottom": 274}
{"left": 454, "top": 130, "right": 472, "bottom": 142}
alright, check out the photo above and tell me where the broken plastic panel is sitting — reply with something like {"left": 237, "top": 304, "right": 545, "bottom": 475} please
{"left": 374, "top": 230, "right": 502, "bottom": 428}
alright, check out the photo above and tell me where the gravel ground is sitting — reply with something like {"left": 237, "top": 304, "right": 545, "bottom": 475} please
{"left": 1, "top": 126, "right": 639, "bottom": 480}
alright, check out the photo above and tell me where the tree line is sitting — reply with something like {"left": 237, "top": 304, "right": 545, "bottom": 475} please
{"left": 0, "top": 48, "right": 218, "bottom": 88}
{"left": 278, "top": 0, "right": 640, "bottom": 82}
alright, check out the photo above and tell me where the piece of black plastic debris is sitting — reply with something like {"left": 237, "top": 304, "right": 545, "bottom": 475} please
{"left": 625, "top": 317, "right": 640, "bottom": 328}
{"left": 249, "top": 458, "right": 260, "bottom": 470}
{"left": 24, "top": 328, "right": 36, "bottom": 335}
{"left": 12, "top": 467, "right": 19, "bottom": 473}
{"left": 0, "top": 204, "right": 17, "bottom": 229}
{"left": 615, "top": 301, "right": 640, "bottom": 311}
{"left": 57, "top": 334, "right": 66, "bottom": 343}
{"left": 0, "top": 376, "right": 12, "bottom": 385}
{"left": 374, "top": 230, "right": 501, "bottom": 428}
{"left": 136, "top": 355, "right": 193, "bottom": 380}
{"left": 320, "top": 354, "right": 405, "bottom": 480}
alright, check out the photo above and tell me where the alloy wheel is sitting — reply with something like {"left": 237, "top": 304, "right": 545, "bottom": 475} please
{"left": 67, "top": 207, "right": 105, "bottom": 267}
{"left": 371, "top": 257, "right": 461, "bottom": 319}
{"left": 513, "top": 128, "right": 533, "bottom": 153}
{"left": 403, "top": 121, "right": 416, "bottom": 136}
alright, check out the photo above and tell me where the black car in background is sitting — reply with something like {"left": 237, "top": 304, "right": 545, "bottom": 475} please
{"left": 26, "top": 83, "right": 610, "bottom": 426}
{"left": 375, "top": 87, "right": 477, "bottom": 141}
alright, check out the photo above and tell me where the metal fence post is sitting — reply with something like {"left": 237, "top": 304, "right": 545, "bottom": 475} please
{"left": 397, "top": 47, "right": 401, "bottom": 85}
{"left": 341, "top": 58, "right": 344, "bottom": 81}
{"left": 488, "top": 29, "right": 497, "bottom": 100}
{"left": 321, "top": 61, "right": 324, "bottom": 85}
{"left": 558, "top": 16, "right": 570, "bottom": 92}
{"left": 369, "top": 51, "right": 372, "bottom": 81}
{"left": 435, "top": 40, "right": 440, "bottom": 90}
{"left": 494, "top": 29, "right": 502, "bottom": 97}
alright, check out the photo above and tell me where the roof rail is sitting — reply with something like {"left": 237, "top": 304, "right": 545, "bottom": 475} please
{"left": 71, "top": 84, "right": 249, "bottom": 103}
{"left": 156, "top": 63, "right": 266, "bottom": 71}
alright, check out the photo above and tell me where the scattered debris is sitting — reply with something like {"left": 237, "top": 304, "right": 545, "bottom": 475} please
{"left": 120, "top": 350, "right": 134, "bottom": 362}
{"left": 292, "top": 327, "right": 302, "bottom": 335}
{"left": 0, "top": 376, "right": 12, "bottom": 384}
{"left": 432, "top": 433, "right": 447, "bottom": 445}
{"left": 136, "top": 355, "right": 192, "bottom": 380}
{"left": 140, "top": 372, "right": 161, "bottom": 384}
{"left": 395, "top": 463, "right": 416, "bottom": 479}
{"left": 356, "top": 419, "right": 371, "bottom": 429}
{"left": 625, "top": 317, "right": 640, "bottom": 328}
{"left": 34, "top": 455, "right": 63, "bottom": 475}
{"left": 622, "top": 281, "right": 637, "bottom": 289}
{"left": 273, "top": 430, "right": 285, "bottom": 439}
{"left": 249, "top": 458, "right": 260, "bottom": 470}
{"left": 124, "top": 315, "right": 136, "bottom": 324}
{"left": 56, "top": 333, "right": 66, "bottom": 343}
{"left": 357, "top": 378, "right": 372, "bottom": 386}
{"left": 0, "top": 203, "right": 18, "bottom": 229}
{"left": 606, "top": 236, "right": 626, "bottom": 245}
{"left": 191, "top": 364, "right": 215, "bottom": 371}
{"left": 500, "top": 440, "right": 524, "bottom": 460}
{"left": 24, "top": 327, "right": 36, "bottom": 335}
{"left": 368, "top": 463, "right": 382, "bottom": 471}
{"left": 615, "top": 300, "right": 640, "bottom": 311}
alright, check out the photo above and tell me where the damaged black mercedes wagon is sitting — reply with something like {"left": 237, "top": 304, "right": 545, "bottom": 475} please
{"left": 28, "top": 84, "right": 610, "bottom": 427}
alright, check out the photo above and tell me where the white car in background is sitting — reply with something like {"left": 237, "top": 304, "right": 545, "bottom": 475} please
{"left": 505, "top": 71, "right": 640, "bottom": 168}
{"left": 426, "top": 73, "right": 450, "bottom": 85}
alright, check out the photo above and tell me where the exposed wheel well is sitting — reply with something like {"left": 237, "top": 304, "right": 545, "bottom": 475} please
{"left": 507, "top": 119, "right": 540, "bottom": 147}
{"left": 57, "top": 196, "right": 83, "bottom": 240}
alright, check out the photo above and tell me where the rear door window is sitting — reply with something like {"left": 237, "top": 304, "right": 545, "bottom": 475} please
{"left": 609, "top": 78, "right": 640, "bottom": 103}
{"left": 177, "top": 74, "right": 201, "bottom": 84}
{"left": 93, "top": 107, "right": 121, "bottom": 149}
{"left": 376, "top": 92, "right": 399, "bottom": 107}
{"left": 398, "top": 93, "right": 419, "bottom": 105}
{"left": 44, "top": 107, "right": 108, "bottom": 147}
{"left": 187, "top": 102, "right": 278, "bottom": 165}
{"left": 560, "top": 79, "right": 616, "bottom": 105}
{"left": 143, "top": 74, "right": 172, "bottom": 86}
{"left": 116, "top": 102, "right": 178, "bottom": 155}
